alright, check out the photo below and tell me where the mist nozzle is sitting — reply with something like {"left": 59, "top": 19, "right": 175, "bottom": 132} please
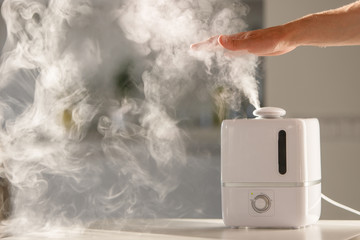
{"left": 253, "top": 107, "right": 286, "bottom": 119}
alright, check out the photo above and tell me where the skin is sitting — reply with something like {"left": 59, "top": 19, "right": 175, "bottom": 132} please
{"left": 191, "top": 1, "right": 360, "bottom": 56}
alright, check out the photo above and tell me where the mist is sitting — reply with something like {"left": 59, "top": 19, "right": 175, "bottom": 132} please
{"left": 0, "top": 0, "right": 259, "bottom": 235}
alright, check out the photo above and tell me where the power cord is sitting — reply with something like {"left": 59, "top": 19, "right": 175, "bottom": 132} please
{"left": 321, "top": 193, "right": 360, "bottom": 216}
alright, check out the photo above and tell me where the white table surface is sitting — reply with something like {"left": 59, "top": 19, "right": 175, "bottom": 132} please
{"left": 5, "top": 219, "right": 360, "bottom": 240}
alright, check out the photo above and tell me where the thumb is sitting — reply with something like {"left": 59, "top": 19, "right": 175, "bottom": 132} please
{"left": 218, "top": 34, "right": 243, "bottom": 51}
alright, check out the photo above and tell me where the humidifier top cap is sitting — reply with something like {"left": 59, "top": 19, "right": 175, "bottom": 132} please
{"left": 253, "top": 107, "right": 286, "bottom": 119}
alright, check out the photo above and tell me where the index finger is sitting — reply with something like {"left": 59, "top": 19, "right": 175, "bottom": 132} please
{"left": 190, "top": 35, "right": 221, "bottom": 51}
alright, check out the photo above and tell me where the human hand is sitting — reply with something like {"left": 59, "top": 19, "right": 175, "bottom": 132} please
{"left": 191, "top": 25, "right": 297, "bottom": 56}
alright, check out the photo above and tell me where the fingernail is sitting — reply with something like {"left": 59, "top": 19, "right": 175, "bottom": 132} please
{"left": 218, "top": 35, "right": 228, "bottom": 45}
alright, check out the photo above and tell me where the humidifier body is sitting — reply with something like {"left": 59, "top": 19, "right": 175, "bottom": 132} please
{"left": 221, "top": 109, "right": 321, "bottom": 228}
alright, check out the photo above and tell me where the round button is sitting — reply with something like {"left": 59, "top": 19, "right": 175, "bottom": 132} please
{"left": 254, "top": 197, "right": 267, "bottom": 209}
{"left": 251, "top": 194, "right": 271, "bottom": 213}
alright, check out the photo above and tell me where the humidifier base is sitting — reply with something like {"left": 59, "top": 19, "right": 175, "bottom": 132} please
{"left": 221, "top": 182, "right": 321, "bottom": 228}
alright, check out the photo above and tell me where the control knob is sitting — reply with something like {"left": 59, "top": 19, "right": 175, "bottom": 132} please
{"left": 251, "top": 194, "right": 271, "bottom": 213}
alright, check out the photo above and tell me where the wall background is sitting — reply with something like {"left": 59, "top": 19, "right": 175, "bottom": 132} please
{"left": 264, "top": 0, "right": 360, "bottom": 219}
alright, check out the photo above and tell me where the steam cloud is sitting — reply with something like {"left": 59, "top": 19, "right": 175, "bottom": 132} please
{"left": 0, "top": 0, "right": 258, "bottom": 235}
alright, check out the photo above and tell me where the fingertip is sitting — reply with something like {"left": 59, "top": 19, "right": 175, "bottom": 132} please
{"left": 190, "top": 43, "right": 198, "bottom": 50}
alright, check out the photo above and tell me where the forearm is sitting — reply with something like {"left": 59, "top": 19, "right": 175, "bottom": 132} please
{"left": 286, "top": 1, "right": 360, "bottom": 47}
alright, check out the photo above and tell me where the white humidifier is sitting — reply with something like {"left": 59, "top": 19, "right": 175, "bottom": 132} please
{"left": 221, "top": 107, "right": 321, "bottom": 228}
